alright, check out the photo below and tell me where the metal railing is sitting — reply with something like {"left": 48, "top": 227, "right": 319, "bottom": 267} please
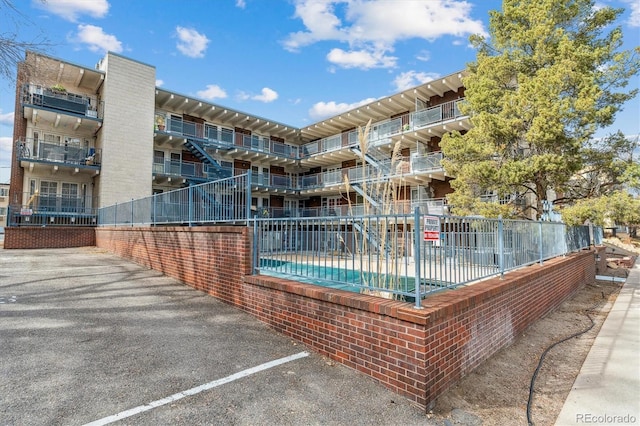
{"left": 22, "top": 84, "right": 103, "bottom": 119}
{"left": 300, "top": 99, "right": 466, "bottom": 158}
{"left": 153, "top": 159, "right": 209, "bottom": 179}
{"left": 98, "top": 174, "right": 251, "bottom": 226}
{"left": 8, "top": 192, "right": 99, "bottom": 226}
{"left": 254, "top": 210, "right": 601, "bottom": 307}
{"left": 16, "top": 138, "right": 101, "bottom": 166}
{"left": 158, "top": 116, "right": 298, "bottom": 158}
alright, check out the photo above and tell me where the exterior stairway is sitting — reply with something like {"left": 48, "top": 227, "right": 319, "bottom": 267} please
{"left": 184, "top": 139, "right": 228, "bottom": 180}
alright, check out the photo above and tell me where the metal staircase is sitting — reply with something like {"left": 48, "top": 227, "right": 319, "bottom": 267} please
{"left": 184, "top": 139, "right": 226, "bottom": 179}
{"left": 352, "top": 220, "right": 393, "bottom": 258}
{"left": 350, "top": 146, "right": 392, "bottom": 174}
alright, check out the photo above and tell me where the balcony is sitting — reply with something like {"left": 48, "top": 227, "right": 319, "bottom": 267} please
{"left": 8, "top": 192, "right": 99, "bottom": 226}
{"left": 157, "top": 117, "right": 298, "bottom": 160}
{"left": 250, "top": 172, "right": 296, "bottom": 192}
{"left": 16, "top": 137, "right": 101, "bottom": 176}
{"left": 22, "top": 84, "right": 103, "bottom": 120}
{"left": 298, "top": 152, "right": 444, "bottom": 192}
{"left": 255, "top": 199, "right": 448, "bottom": 218}
{"left": 300, "top": 99, "right": 467, "bottom": 160}
{"left": 152, "top": 159, "right": 233, "bottom": 183}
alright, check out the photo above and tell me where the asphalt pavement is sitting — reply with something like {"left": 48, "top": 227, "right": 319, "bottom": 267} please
{"left": 0, "top": 246, "right": 430, "bottom": 426}
{"left": 3, "top": 245, "right": 637, "bottom": 426}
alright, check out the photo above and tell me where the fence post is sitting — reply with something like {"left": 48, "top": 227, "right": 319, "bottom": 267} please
{"left": 498, "top": 215, "right": 504, "bottom": 279}
{"left": 152, "top": 194, "right": 156, "bottom": 226}
{"left": 130, "top": 198, "right": 134, "bottom": 227}
{"left": 253, "top": 218, "right": 258, "bottom": 274}
{"left": 114, "top": 202, "right": 117, "bottom": 227}
{"left": 539, "top": 221, "right": 543, "bottom": 265}
{"left": 413, "top": 207, "right": 422, "bottom": 309}
{"left": 245, "top": 173, "right": 252, "bottom": 221}
{"left": 188, "top": 185, "right": 193, "bottom": 227}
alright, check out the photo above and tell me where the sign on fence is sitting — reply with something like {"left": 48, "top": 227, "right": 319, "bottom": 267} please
{"left": 20, "top": 208, "right": 33, "bottom": 216}
{"left": 423, "top": 215, "right": 440, "bottom": 242}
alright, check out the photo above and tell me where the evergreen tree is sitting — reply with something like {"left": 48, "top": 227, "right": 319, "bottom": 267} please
{"left": 441, "top": 0, "right": 639, "bottom": 220}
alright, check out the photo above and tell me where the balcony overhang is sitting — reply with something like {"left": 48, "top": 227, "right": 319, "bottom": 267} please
{"left": 24, "top": 105, "right": 102, "bottom": 134}
{"left": 20, "top": 159, "right": 100, "bottom": 177}
{"left": 154, "top": 89, "right": 300, "bottom": 141}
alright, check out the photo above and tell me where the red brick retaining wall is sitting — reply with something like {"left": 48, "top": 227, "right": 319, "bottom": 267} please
{"left": 95, "top": 226, "right": 253, "bottom": 294}
{"left": 4, "top": 227, "right": 96, "bottom": 249}
{"left": 95, "top": 226, "right": 596, "bottom": 409}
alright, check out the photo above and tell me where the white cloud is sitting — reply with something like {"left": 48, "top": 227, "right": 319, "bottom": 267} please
{"left": 0, "top": 136, "right": 13, "bottom": 168}
{"left": 309, "top": 97, "right": 376, "bottom": 120}
{"left": 236, "top": 88, "right": 279, "bottom": 103}
{"left": 175, "top": 27, "right": 210, "bottom": 58}
{"left": 283, "top": 0, "right": 487, "bottom": 70}
{"left": 393, "top": 71, "right": 441, "bottom": 91}
{"left": 197, "top": 85, "right": 228, "bottom": 100}
{"left": 252, "top": 87, "right": 279, "bottom": 103}
{"left": 622, "top": 0, "right": 640, "bottom": 26}
{"left": 74, "top": 24, "right": 122, "bottom": 53}
{"left": 0, "top": 110, "right": 14, "bottom": 126}
{"left": 236, "top": 0, "right": 246, "bottom": 8}
{"left": 156, "top": 79, "right": 164, "bottom": 87}
{"left": 34, "top": 0, "right": 109, "bottom": 22}
{"left": 416, "top": 50, "right": 430, "bottom": 62}
{"left": 236, "top": 91, "right": 251, "bottom": 101}
{"left": 327, "top": 48, "right": 396, "bottom": 69}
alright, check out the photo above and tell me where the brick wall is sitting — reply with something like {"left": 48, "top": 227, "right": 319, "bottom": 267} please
{"left": 95, "top": 226, "right": 252, "bottom": 295}
{"left": 4, "top": 227, "right": 96, "bottom": 249}
{"left": 95, "top": 226, "right": 596, "bottom": 410}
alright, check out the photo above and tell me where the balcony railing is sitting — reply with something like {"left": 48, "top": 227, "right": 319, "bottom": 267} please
{"left": 8, "top": 192, "right": 99, "bottom": 226}
{"left": 254, "top": 199, "right": 448, "bottom": 218}
{"left": 410, "top": 152, "right": 444, "bottom": 172}
{"left": 412, "top": 99, "right": 464, "bottom": 129}
{"left": 21, "top": 84, "right": 103, "bottom": 119}
{"left": 153, "top": 160, "right": 235, "bottom": 181}
{"left": 300, "top": 99, "right": 465, "bottom": 158}
{"left": 298, "top": 152, "right": 444, "bottom": 190}
{"left": 159, "top": 117, "right": 298, "bottom": 158}
{"left": 16, "top": 137, "right": 101, "bottom": 167}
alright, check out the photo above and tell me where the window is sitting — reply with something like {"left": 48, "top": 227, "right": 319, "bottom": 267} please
{"left": 39, "top": 181, "right": 58, "bottom": 211}
{"left": 153, "top": 151, "right": 165, "bottom": 174}
{"left": 205, "top": 124, "right": 217, "bottom": 140}
{"left": 169, "top": 115, "right": 183, "bottom": 133}
{"left": 170, "top": 153, "right": 181, "bottom": 174}
{"left": 61, "top": 183, "right": 79, "bottom": 212}
{"left": 153, "top": 151, "right": 164, "bottom": 162}
{"left": 220, "top": 127, "right": 234, "bottom": 144}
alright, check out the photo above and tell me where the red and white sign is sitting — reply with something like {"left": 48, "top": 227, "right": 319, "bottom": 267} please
{"left": 423, "top": 215, "right": 440, "bottom": 242}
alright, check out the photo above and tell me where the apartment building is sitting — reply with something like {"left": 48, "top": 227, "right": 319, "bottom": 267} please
{"left": 8, "top": 51, "right": 469, "bottom": 224}
{"left": 0, "top": 182, "right": 8, "bottom": 230}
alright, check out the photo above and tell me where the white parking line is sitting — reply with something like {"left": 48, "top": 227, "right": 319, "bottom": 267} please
{"left": 84, "top": 351, "right": 310, "bottom": 426}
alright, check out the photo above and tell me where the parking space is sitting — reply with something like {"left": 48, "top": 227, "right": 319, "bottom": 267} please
{"left": 0, "top": 247, "right": 430, "bottom": 425}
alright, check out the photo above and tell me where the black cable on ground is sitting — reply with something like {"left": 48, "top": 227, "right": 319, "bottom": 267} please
{"left": 526, "top": 301, "right": 601, "bottom": 426}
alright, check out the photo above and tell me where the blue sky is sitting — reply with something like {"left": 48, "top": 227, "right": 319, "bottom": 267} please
{"left": 1, "top": 0, "right": 638, "bottom": 183}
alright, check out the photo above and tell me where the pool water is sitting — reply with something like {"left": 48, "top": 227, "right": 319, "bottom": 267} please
{"left": 259, "top": 258, "right": 418, "bottom": 295}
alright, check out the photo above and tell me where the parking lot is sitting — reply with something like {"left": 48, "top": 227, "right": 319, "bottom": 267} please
{"left": 0, "top": 246, "right": 430, "bottom": 425}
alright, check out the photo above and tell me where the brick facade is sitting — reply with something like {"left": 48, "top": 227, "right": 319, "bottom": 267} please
{"left": 95, "top": 226, "right": 596, "bottom": 410}
{"left": 4, "top": 227, "right": 96, "bottom": 249}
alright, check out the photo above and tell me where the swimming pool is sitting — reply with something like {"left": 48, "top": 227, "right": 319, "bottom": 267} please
{"left": 259, "top": 258, "right": 426, "bottom": 297}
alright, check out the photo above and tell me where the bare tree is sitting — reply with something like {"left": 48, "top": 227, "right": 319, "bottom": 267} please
{"left": 0, "top": 0, "right": 51, "bottom": 80}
